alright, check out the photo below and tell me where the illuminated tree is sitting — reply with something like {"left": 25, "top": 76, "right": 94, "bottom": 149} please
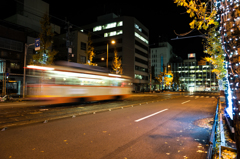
{"left": 156, "top": 67, "right": 173, "bottom": 89}
{"left": 165, "top": 69, "right": 174, "bottom": 87}
{"left": 85, "top": 32, "right": 95, "bottom": 65}
{"left": 112, "top": 48, "right": 122, "bottom": 74}
{"left": 204, "top": 26, "right": 227, "bottom": 81}
{"left": 30, "top": 13, "right": 58, "bottom": 65}
{"left": 174, "top": 0, "right": 240, "bottom": 154}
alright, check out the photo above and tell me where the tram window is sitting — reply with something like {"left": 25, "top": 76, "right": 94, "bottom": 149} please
{"left": 42, "top": 77, "right": 55, "bottom": 84}
{"left": 110, "top": 80, "right": 121, "bottom": 86}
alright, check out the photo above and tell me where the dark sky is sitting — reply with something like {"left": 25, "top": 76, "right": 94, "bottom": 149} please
{"left": 1, "top": 0, "right": 205, "bottom": 60}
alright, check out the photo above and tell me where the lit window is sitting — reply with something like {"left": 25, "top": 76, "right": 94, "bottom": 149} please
{"left": 93, "top": 26, "right": 102, "bottom": 32}
{"left": 135, "top": 32, "right": 148, "bottom": 44}
{"left": 135, "top": 24, "right": 142, "bottom": 32}
{"left": 117, "top": 30, "right": 122, "bottom": 35}
{"left": 104, "top": 30, "right": 123, "bottom": 37}
{"left": 135, "top": 74, "right": 142, "bottom": 79}
{"left": 117, "top": 21, "right": 123, "bottom": 26}
{"left": 104, "top": 33, "right": 108, "bottom": 37}
{"left": 110, "top": 31, "right": 116, "bottom": 36}
{"left": 103, "top": 22, "right": 117, "bottom": 29}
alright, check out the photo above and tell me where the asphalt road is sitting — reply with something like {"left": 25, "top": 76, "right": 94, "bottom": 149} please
{"left": 0, "top": 92, "right": 218, "bottom": 159}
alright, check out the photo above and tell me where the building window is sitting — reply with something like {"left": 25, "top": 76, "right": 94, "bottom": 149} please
{"left": 81, "top": 42, "right": 86, "bottom": 50}
{"left": 93, "top": 21, "right": 123, "bottom": 32}
{"left": 1, "top": 51, "right": 7, "bottom": 57}
{"left": 104, "top": 22, "right": 117, "bottom": 29}
{"left": 0, "top": 37, "right": 23, "bottom": 52}
{"left": 135, "top": 57, "right": 148, "bottom": 65}
{"left": 104, "top": 30, "right": 122, "bottom": 37}
{"left": 135, "top": 65, "right": 148, "bottom": 73}
{"left": 135, "top": 74, "right": 148, "bottom": 80}
{"left": 80, "top": 56, "right": 86, "bottom": 63}
{"left": 135, "top": 32, "right": 148, "bottom": 44}
{"left": 10, "top": 63, "right": 20, "bottom": 69}
{"left": 93, "top": 26, "right": 102, "bottom": 32}
{"left": 135, "top": 24, "right": 142, "bottom": 32}
{"left": 117, "top": 21, "right": 123, "bottom": 27}
{"left": 135, "top": 48, "right": 148, "bottom": 58}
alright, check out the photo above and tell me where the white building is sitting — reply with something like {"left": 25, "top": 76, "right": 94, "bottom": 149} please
{"left": 150, "top": 42, "right": 172, "bottom": 77}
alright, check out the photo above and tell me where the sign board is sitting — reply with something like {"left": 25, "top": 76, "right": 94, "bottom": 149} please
{"left": 188, "top": 53, "right": 195, "bottom": 58}
{"left": 165, "top": 75, "right": 172, "bottom": 78}
{"left": 35, "top": 38, "right": 40, "bottom": 51}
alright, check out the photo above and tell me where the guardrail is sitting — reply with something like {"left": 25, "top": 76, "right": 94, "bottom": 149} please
{"left": 206, "top": 97, "right": 219, "bottom": 159}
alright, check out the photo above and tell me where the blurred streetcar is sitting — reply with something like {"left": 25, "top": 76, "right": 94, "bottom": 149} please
{"left": 26, "top": 61, "right": 132, "bottom": 104}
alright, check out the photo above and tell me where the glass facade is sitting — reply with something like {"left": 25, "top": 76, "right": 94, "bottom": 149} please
{"left": 171, "top": 61, "right": 218, "bottom": 91}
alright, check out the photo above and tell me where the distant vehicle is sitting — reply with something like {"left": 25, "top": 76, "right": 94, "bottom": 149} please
{"left": 26, "top": 61, "right": 132, "bottom": 104}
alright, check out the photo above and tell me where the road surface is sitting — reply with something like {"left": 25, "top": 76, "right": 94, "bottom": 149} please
{"left": 0, "top": 92, "right": 217, "bottom": 159}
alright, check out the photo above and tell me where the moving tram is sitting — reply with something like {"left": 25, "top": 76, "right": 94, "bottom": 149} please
{"left": 26, "top": 61, "right": 132, "bottom": 104}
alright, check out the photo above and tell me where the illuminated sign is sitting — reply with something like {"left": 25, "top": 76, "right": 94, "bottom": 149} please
{"left": 188, "top": 53, "right": 195, "bottom": 58}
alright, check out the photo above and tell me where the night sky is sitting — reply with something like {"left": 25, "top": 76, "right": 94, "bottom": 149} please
{"left": 1, "top": 0, "right": 205, "bottom": 61}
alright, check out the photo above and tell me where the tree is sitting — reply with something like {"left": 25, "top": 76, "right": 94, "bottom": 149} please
{"left": 174, "top": 0, "right": 240, "bottom": 155}
{"left": 30, "top": 13, "right": 58, "bottom": 65}
{"left": 85, "top": 32, "right": 95, "bottom": 65}
{"left": 156, "top": 66, "right": 173, "bottom": 90}
{"left": 112, "top": 48, "right": 122, "bottom": 74}
{"left": 204, "top": 26, "right": 227, "bottom": 81}
{"left": 164, "top": 69, "right": 174, "bottom": 87}
{"left": 174, "top": 0, "right": 218, "bottom": 31}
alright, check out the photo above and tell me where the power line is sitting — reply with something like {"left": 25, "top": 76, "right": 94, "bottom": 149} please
{"left": 171, "top": 34, "right": 207, "bottom": 40}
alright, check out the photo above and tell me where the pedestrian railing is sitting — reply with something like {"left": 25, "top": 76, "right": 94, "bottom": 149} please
{"left": 206, "top": 97, "right": 219, "bottom": 159}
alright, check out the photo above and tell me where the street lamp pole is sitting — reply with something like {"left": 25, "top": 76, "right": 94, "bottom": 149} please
{"left": 106, "top": 40, "right": 115, "bottom": 69}
{"left": 107, "top": 43, "right": 109, "bottom": 68}
{"left": 23, "top": 43, "right": 35, "bottom": 99}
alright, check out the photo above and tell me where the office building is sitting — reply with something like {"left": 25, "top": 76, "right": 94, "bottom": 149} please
{"left": 53, "top": 30, "right": 88, "bottom": 64}
{"left": 171, "top": 54, "right": 218, "bottom": 91}
{"left": 150, "top": 42, "right": 172, "bottom": 78}
{"left": 80, "top": 13, "right": 149, "bottom": 91}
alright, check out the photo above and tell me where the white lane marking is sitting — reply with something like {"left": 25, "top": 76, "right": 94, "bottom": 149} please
{"left": 181, "top": 100, "right": 191, "bottom": 104}
{"left": 135, "top": 109, "right": 168, "bottom": 122}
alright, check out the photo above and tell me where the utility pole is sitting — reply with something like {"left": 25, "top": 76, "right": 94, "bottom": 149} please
{"left": 2, "top": 61, "right": 6, "bottom": 96}
{"left": 23, "top": 43, "right": 35, "bottom": 99}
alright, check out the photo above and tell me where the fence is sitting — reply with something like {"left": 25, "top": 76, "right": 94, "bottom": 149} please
{"left": 206, "top": 97, "right": 219, "bottom": 159}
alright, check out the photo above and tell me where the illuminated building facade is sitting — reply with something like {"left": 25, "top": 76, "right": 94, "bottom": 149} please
{"left": 171, "top": 55, "right": 218, "bottom": 91}
{"left": 80, "top": 13, "right": 149, "bottom": 92}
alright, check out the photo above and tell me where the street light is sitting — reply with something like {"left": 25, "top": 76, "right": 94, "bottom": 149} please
{"left": 106, "top": 40, "right": 115, "bottom": 68}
